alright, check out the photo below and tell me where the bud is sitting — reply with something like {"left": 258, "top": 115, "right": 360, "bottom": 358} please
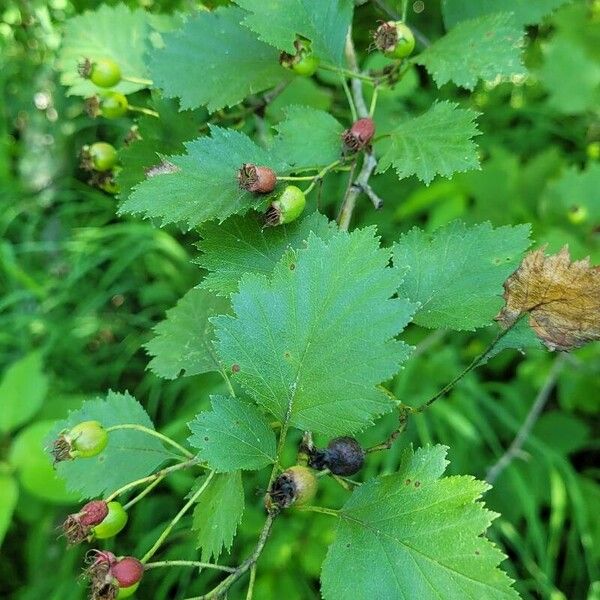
{"left": 265, "top": 185, "right": 306, "bottom": 227}
{"left": 373, "top": 21, "right": 415, "bottom": 59}
{"left": 341, "top": 117, "right": 375, "bottom": 154}
{"left": 237, "top": 163, "right": 277, "bottom": 193}
{"left": 266, "top": 465, "right": 317, "bottom": 512}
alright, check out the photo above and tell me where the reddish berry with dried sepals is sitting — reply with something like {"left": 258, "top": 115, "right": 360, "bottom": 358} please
{"left": 342, "top": 117, "right": 375, "bottom": 154}
{"left": 237, "top": 163, "right": 277, "bottom": 193}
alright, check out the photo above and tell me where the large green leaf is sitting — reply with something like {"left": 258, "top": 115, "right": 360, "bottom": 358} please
{"left": 214, "top": 228, "right": 416, "bottom": 436}
{"left": 0, "top": 475, "right": 18, "bottom": 547}
{"left": 50, "top": 392, "right": 173, "bottom": 498}
{"left": 0, "top": 352, "right": 47, "bottom": 433}
{"left": 271, "top": 106, "right": 344, "bottom": 171}
{"left": 377, "top": 102, "right": 481, "bottom": 185}
{"left": 415, "top": 13, "right": 525, "bottom": 90}
{"left": 188, "top": 396, "right": 277, "bottom": 471}
{"left": 146, "top": 288, "right": 230, "bottom": 379}
{"left": 192, "top": 471, "right": 245, "bottom": 562}
{"left": 442, "top": 0, "right": 570, "bottom": 28}
{"left": 120, "top": 126, "right": 285, "bottom": 230}
{"left": 235, "top": 0, "right": 353, "bottom": 65}
{"left": 150, "top": 7, "right": 289, "bottom": 112}
{"left": 393, "top": 221, "right": 531, "bottom": 330}
{"left": 57, "top": 3, "right": 152, "bottom": 97}
{"left": 198, "top": 212, "right": 336, "bottom": 296}
{"left": 321, "top": 445, "right": 520, "bottom": 600}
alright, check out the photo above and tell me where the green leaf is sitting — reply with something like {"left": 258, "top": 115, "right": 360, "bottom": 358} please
{"left": 321, "top": 445, "right": 520, "bottom": 600}
{"left": 150, "top": 7, "right": 288, "bottom": 112}
{"left": 0, "top": 352, "right": 47, "bottom": 433}
{"left": 235, "top": 0, "right": 353, "bottom": 65}
{"left": 57, "top": 4, "right": 152, "bottom": 97}
{"left": 415, "top": 13, "right": 525, "bottom": 90}
{"left": 0, "top": 475, "right": 18, "bottom": 547}
{"left": 120, "top": 126, "right": 284, "bottom": 229}
{"left": 393, "top": 222, "right": 531, "bottom": 330}
{"left": 9, "top": 421, "right": 79, "bottom": 504}
{"left": 198, "top": 212, "right": 336, "bottom": 296}
{"left": 537, "top": 35, "right": 600, "bottom": 115}
{"left": 442, "top": 0, "right": 570, "bottom": 28}
{"left": 480, "top": 320, "right": 543, "bottom": 365}
{"left": 188, "top": 396, "right": 276, "bottom": 471}
{"left": 192, "top": 471, "right": 244, "bottom": 562}
{"left": 117, "top": 96, "right": 208, "bottom": 200}
{"left": 377, "top": 102, "right": 481, "bottom": 185}
{"left": 271, "top": 106, "right": 344, "bottom": 171}
{"left": 146, "top": 288, "right": 231, "bottom": 379}
{"left": 50, "top": 391, "right": 172, "bottom": 499}
{"left": 214, "top": 228, "right": 416, "bottom": 435}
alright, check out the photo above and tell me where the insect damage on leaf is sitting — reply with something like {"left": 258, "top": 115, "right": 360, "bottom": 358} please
{"left": 496, "top": 246, "right": 600, "bottom": 351}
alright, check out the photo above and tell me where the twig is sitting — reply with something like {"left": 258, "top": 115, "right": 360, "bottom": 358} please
{"left": 485, "top": 355, "right": 566, "bottom": 484}
{"left": 338, "top": 153, "right": 378, "bottom": 230}
{"left": 105, "top": 424, "right": 194, "bottom": 459}
{"left": 145, "top": 561, "right": 235, "bottom": 574}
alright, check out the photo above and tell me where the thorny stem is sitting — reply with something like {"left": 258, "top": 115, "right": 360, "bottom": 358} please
{"left": 145, "top": 560, "right": 236, "bottom": 574}
{"left": 105, "top": 458, "right": 199, "bottom": 502}
{"left": 486, "top": 354, "right": 566, "bottom": 484}
{"left": 141, "top": 470, "right": 215, "bottom": 564}
{"left": 105, "top": 424, "right": 194, "bottom": 459}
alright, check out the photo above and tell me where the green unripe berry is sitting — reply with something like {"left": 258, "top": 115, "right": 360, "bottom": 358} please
{"left": 292, "top": 53, "right": 320, "bottom": 77}
{"left": 101, "top": 91, "right": 129, "bottom": 119}
{"left": 265, "top": 185, "right": 306, "bottom": 226}
{"left": 87, "top": 142, "right": 118, "bottom": 171}
{"left": 280, "top": 38, "right": 320, "bottom": 77}
{"left": 93, "top": 501, "right": 128, "bottom": 539}
{"left": 90, "top": 58, "right": 122, "bottom": 88}
{"left": 117, "top": 582, "right": 140, "bottom": 598}
{"left": 567, "top": 205, "right": 588, "bottom": 225}
{"left": 374, "top": 21, "right": 415, "bottom": 59}
{"left": 69, "top": 420, "right": 108, "bottom": 458}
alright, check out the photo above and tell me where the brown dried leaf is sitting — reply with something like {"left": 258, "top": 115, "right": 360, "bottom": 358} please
{"left": 497, "top": 246, "right": 600, "bottom": 351}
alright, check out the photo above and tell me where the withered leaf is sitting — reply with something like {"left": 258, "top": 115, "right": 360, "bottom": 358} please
{"left": 497, "top": 246, "right": 600, "bottom": 351}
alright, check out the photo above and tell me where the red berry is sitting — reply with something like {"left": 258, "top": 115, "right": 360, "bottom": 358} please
{"left": 79, "top": 500, "right": 109, "bottom": 527}
{"left": 112, "top": 557, "right": 144, "bottom": 588}
{"left": 342, "top": 118, "right": 375, "bottom": 154}
{"left": 237, "top": 163, "right": 277, "bottom": 193}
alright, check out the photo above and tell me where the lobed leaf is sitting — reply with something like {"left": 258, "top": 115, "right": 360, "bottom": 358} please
{"left": 377, "top": 102, "right": 481, "bottom": 185}
{"left": 321, "top": 445, "right": 520, "bottom": 600}
{"left": 197, "top": 212, "right": 336, "bottom": 296}
{"left": 415, "top": 13, "right": 525, "bottom": 90}
{"left": 188, "top": 396, "right": 277, "bottom": 471}
{"left": 214, "top": 227, "right": 416, "bottom": 436}
{"left": 149, "top": 7, "right": 289, "bottom": 112}
{"left": 393, "top": 221, "right": 531, "bottom": 330}
{"left": 50, "top": 391, "right": 172, "bottom": 498}
{"left": 235, "top": 0, "right": 353, "bottom": 65}
{"left": 119, "top": 126, "right": 285, "bottom": 229}
{"left": 145, "top": 288, "right": 231, "bottom": 379}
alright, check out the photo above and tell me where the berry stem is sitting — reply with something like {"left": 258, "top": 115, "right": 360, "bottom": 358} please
{"left": 127, "top": 105, "right": 160, "bottom": 118}
{"left": 341, "top": 76, "right": 358, "bottom": 122}
{"left": 141, "top": 470, "right": 216, "bottom": 564}
{"left": 278, "top": 175, "right": 317, "bottom": 181}
{"left": 105, "top": 424, "right": 194, "bottom": 459}
{"left": 401, "top": 0, "right": 409, "bottom": 21}
{"left": 245, "top": 564, "right": 257, "bottom": 600}
{"left": 369, "top": 86, "right": 379, "bottom": 117}
{"left": 121, "top": 75, "right": 154, "bottom": 86}
{"left": 303, "top": 160, "right": 341, "bottom": 195}
{"left": 296, "top": 505, "right": 340, "bottom": 517}
{"left": 318, "top": 63, "right": 375, "bottom": 85}
{"left": 123, "top": 474, "right": 165, "bottom": 510}
{"left": 144, "top": 560, "right": 235, "bottom": 573}
{"left": 105, "top": 458, "right": 199, "bottom": 502}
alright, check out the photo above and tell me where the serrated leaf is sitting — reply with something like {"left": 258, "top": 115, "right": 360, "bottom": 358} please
{"left": 480, "top": 320, "right": 543, "bottom": 365}
{"left": 198, "top": 212, "right": 336, "bottom": 296}
{"left": 57, "top": 4, "right": 152, "bottom": 97}
{"left": 145, "top": 288, "right": 231, "bottom": 379}
{"left": 50, "top": 391, "right": 172, "bottom": 499}
{"left": 117, "top": 96, "right": 208, "bottom": 200}
{"left": 442, "top": 0, "right": 570, "bottom": 28}
{"left": 0, "top": 352, "right": 47, "bottom": 433}
{"left": 393, "top": 222, "right": 531, "bottom": 330}
{"left": 192, "top": 471, "right": 244, "bottom": 562}
{"left": 235, "top": 0, "right": 353, "bottom": 65}
{"left": 377, "top": 102, "right": 481, "bottom": 185}
{"left": 321, "top": 445, "right": 520, "bottom": 600}
{"left": 120, "top": 126, "right": 285, "bottom": 229}
{"left": 415, "top": 13, "right": 525, "bottom": 90}
{"left": 188, "top": 396, "right": 276, "bottom": 471}
{"left": 214, "top": 228, "right": 416, "bottom": 436}
{"left": 271, "top": 106, "right": 344, "bottom": 171}
{"left": 150, "top": 7, "right": 289, "bottom": 112}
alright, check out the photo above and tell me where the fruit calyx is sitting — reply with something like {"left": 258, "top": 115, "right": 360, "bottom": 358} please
{"left": 237, "top": 163, "right": 277, "bottom": 193}
{"left": 341, "top": 117, "right": 375, "bottom": 154}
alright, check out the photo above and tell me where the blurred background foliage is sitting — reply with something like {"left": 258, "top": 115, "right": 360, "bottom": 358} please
{"left": 0, "top": 1, "right": 598, "bottom": 599}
